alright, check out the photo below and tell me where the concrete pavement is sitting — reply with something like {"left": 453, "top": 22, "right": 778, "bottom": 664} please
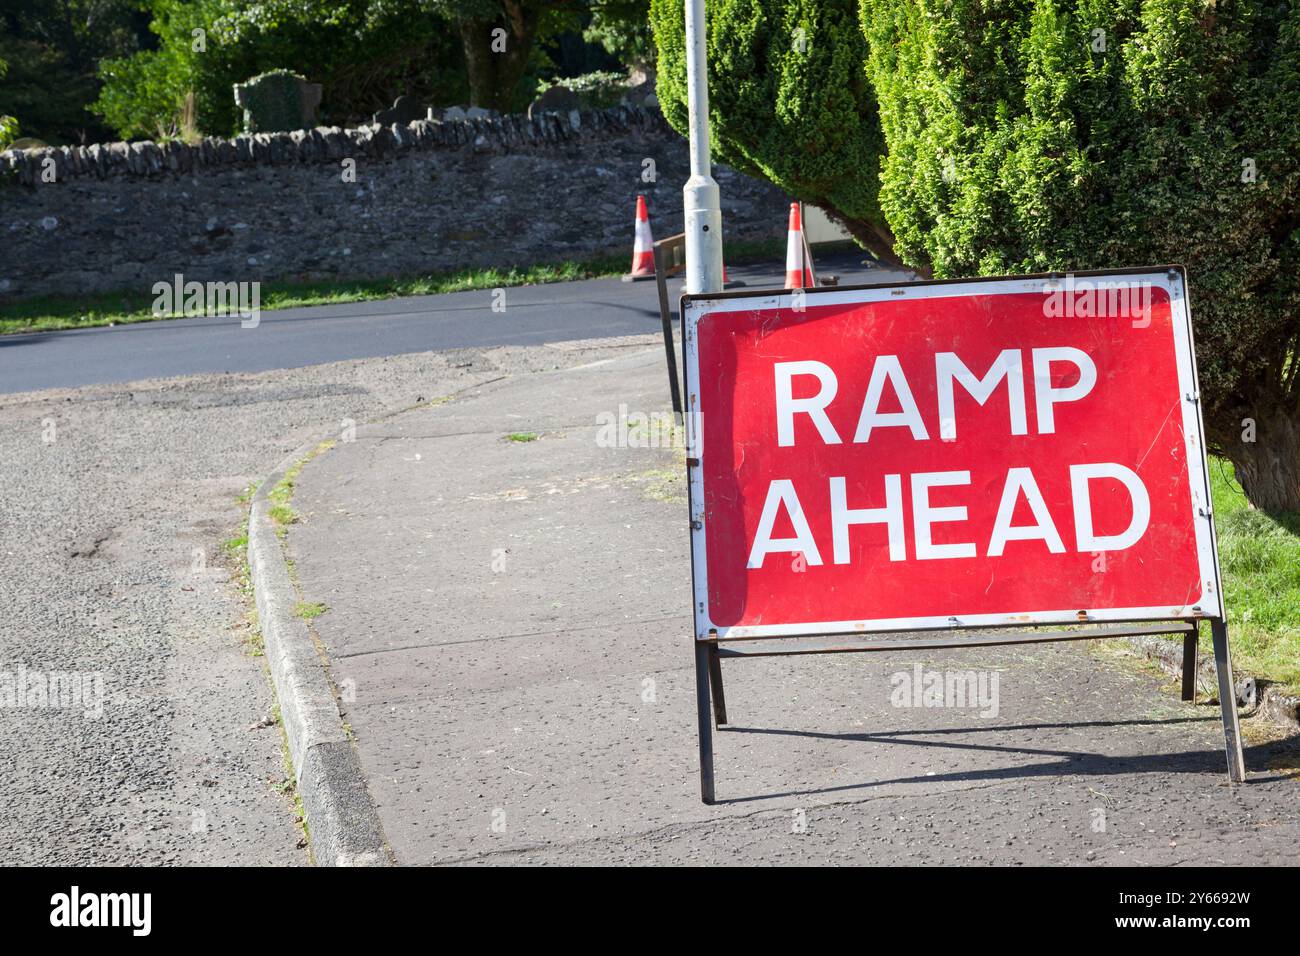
{"left": 286, "top": 345, "right": 1300, "bottom": 865}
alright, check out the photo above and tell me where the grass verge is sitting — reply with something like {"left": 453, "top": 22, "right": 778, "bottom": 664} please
{"left": 1210, "top": 457, "right": 1300, "bottom": 694}
{"left": 0, "top": 239, "right": 786, "bottom": 335}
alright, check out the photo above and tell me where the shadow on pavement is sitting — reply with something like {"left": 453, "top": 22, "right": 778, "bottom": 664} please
{"left": 715, "top": 716, "right": 1296, "bottom": 803}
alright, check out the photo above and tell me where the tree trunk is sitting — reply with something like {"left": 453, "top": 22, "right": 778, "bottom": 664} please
{"left": 458, "top": 2, "right": 539, "bottom": 112}
{"left": 1216, "top": 403, "right": 1300, "bottom": 520}
{"left": 1221, "top": 405, "right": 1300, "bottom": 516}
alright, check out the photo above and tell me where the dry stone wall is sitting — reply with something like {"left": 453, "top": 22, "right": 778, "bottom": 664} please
{"left": 0, "top": 106, "right": 789, "bottom": 302}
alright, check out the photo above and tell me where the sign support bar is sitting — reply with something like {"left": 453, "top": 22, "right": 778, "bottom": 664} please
{"left": 1181, "top": 630, "right": 1198, "bottom": 701}
{"left": 653, "top": 233, "right": 687, "bottom": 418}
{"left": 694, "top": 640, "right": 716, "bottom": 804}
{"left": 1211, "top": 618, "right": 1246, "bottom": 782}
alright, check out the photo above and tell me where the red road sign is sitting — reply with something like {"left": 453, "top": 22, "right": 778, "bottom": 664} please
{"left": 683, "top": 268, "right": 1222, "bottom": 639}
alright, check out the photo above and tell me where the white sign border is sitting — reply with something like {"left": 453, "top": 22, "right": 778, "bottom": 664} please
{"left": 683, "top": 267, "right": 1225, "bottom": 641}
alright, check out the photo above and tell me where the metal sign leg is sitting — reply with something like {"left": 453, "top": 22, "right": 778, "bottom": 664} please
{"left": 707, "top": 642, "right": 728, "bottom": 726}
{"left": 1181, "top": 627, "right": 1198, "bottom": 702}
{"left": 1210, "top": 619, "right": 1246, "bottom": 782}
{"left": 654, "top": 249, "right": 683, "bottom": 418}
{"left": 694, "top": 640, "right": 716, "bottom": 803}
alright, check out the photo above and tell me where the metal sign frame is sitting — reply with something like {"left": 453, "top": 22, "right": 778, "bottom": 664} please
{"left": 654, "top": 233, "right": 688, "bottom": 419}
{"left": 679, "top": 265, "right": 1244, "bottom": 803}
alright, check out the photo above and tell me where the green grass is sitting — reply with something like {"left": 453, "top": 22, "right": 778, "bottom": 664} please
{"left": 243, "top": 620, "right": 266, "bottom": 658}
{"left": 294, "top": 601, "right": 328, "bottom": 620}
{"left": 267, "top": 440, "right": 335, "bottom": 528}
{"left": 505, "top": 432, "right": 538, "bottom": 443}
{"left": 1210, "top": 457, "right": 1300, "bottom": 693}
{"left": 267, "top": 503, "right": 296, "bottom": 528}
{"left": 0, "top": 239, "right": 786, "bottom": 335}
{"left": 218, "top": 530, "right": 262, "bottom": 657}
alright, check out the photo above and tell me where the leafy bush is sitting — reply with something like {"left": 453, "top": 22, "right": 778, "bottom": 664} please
{"left": 860, "top": 0, "right": 1300, "bottom": 513}
{"left": 93, "top": 12, "right": 197, "bottom": 142}
{"left": 544, "top": 70, "right": 627, "bottom": 108}
{"left": 0, "top": 115, "right": 17, "bottom": 151}
{"left": 584, "top": 0, "right": 654, "bottom": 72}
{"left": 94, "top": 0, "right": 469, "bottom": 138}
{"left": 0, "top": 0, "right": 148, "bottom": 144}
{"left": 0, "top": 55, "right": 15, "bottom": 149}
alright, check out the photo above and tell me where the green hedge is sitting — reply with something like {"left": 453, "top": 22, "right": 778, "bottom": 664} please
{"left": 860, "top": 0, "right": 1300, "bottom": 512}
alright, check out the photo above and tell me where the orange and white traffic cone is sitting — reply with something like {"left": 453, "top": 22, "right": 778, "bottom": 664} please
{"left": 784, "top": 202, "right": 815, "bottom": 289}
{"left": 622, "top": 194, "right": 656, "bottom": 282}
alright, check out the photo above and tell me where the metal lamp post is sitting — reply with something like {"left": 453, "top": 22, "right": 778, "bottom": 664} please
{"left": 682, "top": 0, "right": 724, "bottom": 295}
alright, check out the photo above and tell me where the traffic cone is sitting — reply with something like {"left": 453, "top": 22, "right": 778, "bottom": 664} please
{"left": 784, "top": 202, "right": 815, "bottom": 289}
{"left": 622, "top": 194, "right": 656, "bottom": 282}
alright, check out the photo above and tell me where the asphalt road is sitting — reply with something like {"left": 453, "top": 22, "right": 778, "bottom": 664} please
{"left": 0, "top": 253, "right": 887, "bottom": 394}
